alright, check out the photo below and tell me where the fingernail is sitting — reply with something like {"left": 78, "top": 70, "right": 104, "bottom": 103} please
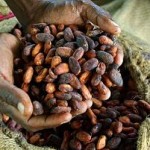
{"left": 17, "top": 102, "right": 24, "bottom": 114}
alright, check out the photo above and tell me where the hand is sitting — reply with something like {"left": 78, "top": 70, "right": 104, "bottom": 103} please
{"left": 3, "top": 0, "right": 121, "bottom": 132}
{"left": 5, "top": 0, "right": 121, "bottom": 35}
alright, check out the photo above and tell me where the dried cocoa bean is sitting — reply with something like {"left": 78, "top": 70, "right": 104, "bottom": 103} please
{"left": 69, "top": 138, "right": 82, "bottom": 150}
{"left": 55, "top": 91, "right": 72, "bottom": 100}
{"left": 69, "top": 57, "right": 81, "bottom": 75}
{"left": 50, "top": 106, "right": 71, "bottom": 114}
{"left": 81, "top": 85, "right": 92, "bottom": 100}
{"left": 45, "top": 83, "right": 56, "bottom": 93}
{"left": 85, "top": 50, "right": 96, "bottom": 59}
{"left": 97, "top": 135, "right": 107, "bottom": 150}
{"left": 50, "top": 24, "right": 57, "bottom": 36}
{"left": 33, "top": 101, "right": 44, "bottom": 116}
{"left": 108, "top": 69, "right": 123, "bottom": 87}
{"left": 106, "top": 137, "right": 121, "bottom": 149}
{"left": 35, "top": 33, "right": 54, "bottom": 42}
{"left": 85, "top": 36, "right": 96, "bottom": 49}
{"left": 35, "top": 68, "right": 48, "bottom": 83}
{"left": 92, "top": 98, "right": 102, "bottom": 108}
{"left": 64, "top": 42, "right": 76, "bottom": 50}
{"left": 54, "top": 63, "right": 69, "bottom": 75}
{"left": 76, "top": 131, "right": 91, "bottom": 142}
{"left": 72, "top": 47, "right": 84, "bottom": 60}
{"left": 51, "top": 56, "right": 62, "bottom": 69}
{"left": 32, "top": 43, "right": 43, "bottom": 57}
{"left": 23, "top": 66, "right": 34, "bottom": 84}
{"left": 99, "top": 35, "right": 113, "bottom": 45}
{"left": 85, "top": 143, "right": 96, "bottom": 150}
{"left": 64, "top": 27, "right": 74, "bottom": 42}
{"left": 113, "top": 121, "right": 123, "bottom": 134}
{"left": 119, "top": 116, "right": 131, "bottom": 124}
{"left": 56, "top": 47, "right": 73, "bottom": 57}
{"left": 79, "top": 71, "right": 91, "bottom": 84}
{"left": 91, "top": 73, "right": 101, "bottom": 86}
{"left": 82, "top": 58, "right": 99, "bottom": 71}
{"left": 70, "top": 91, "right": 83, "bottom": 101}
{"left": 34, "top": 53, "right": 44, "bottom": 66}
{"left": 97, "top": 51, "right": 114, "bottom": 65}
{"left": 96, "top": 62, "right": 106, "bottom": 75}
{"left": 76, "top": 35, "right": 89, "bottom": 51}
{"left": 59, "top": 84, "right": 73, "bottom": 93}
{"left": 71, "top": 120, "right": 83, "bottom": 129}
{"left": 127, "top": 114, "right": 142, "bottom": 122}
{"left": 91, "top": 123, "right": 102, "bottom": 135}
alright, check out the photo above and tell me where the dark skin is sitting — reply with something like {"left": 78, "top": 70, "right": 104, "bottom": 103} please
{"left": 0, "top": 0, "right": 121, "bottom": 132}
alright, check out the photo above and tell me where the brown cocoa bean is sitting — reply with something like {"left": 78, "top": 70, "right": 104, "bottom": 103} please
{"left": 85, "top": 50, "right": 96, "bottom": 59}
{"left": 45, "top": 83, "right": 56, "bottom": 93}
{"left": 34, "top": 53, "right": 44, "bottom": 66}
{"left": 105, "top": 129, "right": 113, "bottom": 138}
{"left": 32, "top": 43, "right": 43, "bottom": 57}
{"left": 54, "top": 63, "right": 69, "bottom": 75}
{"left": 119, "top": 116, "right": 131, "bottom": 124}
{"left": 81, "top": 85, "right": 92, "bottom": 100}
{"left": 138, "top": 100, "right": 150, "bottom": 112}
{"left": 55, "top": 91, "right": 72, "bottom": 100}
{"left": 56, "top": 32, "right": 64, "bottom": 39}
{"left": 35, "top": 33, "right": 54, "bottom": 42}
{"left": 44, "top": 75, "right": 55, "bottom": 83}
{"left": 48, "top": 68, "right": 58, "bottom": 79}
{"left": 97, "top": 51, "right": 114, "bottom": 65}
{"left": 56, "top": 47, "right": 73, "bottom": 57}
{"left": 124, "top": 100, "right": 138, "bottom": 107}
{"left": 60, "top": 131, "right": 70, "bottom": 150}
{"left": 108, "top": 69, "right": 123, "bottom": 87}
{"left": 91, "top": 73, "right": 101, "bottom": 86}
{"left": 76, "top": 35, "right": 89, "bottom": 51}
{"left": 32, "top": 23, "right": 47, "bottom": 29}
{"left": 97, "top": 135, "right": 107, "bottom": 150}
{"left": 79, "top": 71, "right": 91, "bottom": 84}
{"left": 44, "top": 25, "right": 51, "bottom": 34}
{"left": 76, "top": 131, "right": 91, "bottom": 142}
{"left": 50, "top": 24, "right": 57, "bottom": 36}
{"left": 70, "top": 92, "right": 83, "bottom": 101}
{"left": 69, "top": 56, "right": 81, "bottom": 75}
{"left": 21, "top": 83, "right": 29, "bottom": 92}
{"left": 57, "top": 100, "right": 68, "bottom": 107}
{"left": 44, "top": 93, "right": 54, "bottom": 102}
{"left": 86, "top": 29, "right": 102, "bottom": 37}
{"left": 50, "top": 106, "right": 71, "bottom": 114}
{"left": 35, "top": 68, "right": 48, "bottom": 83}
{"left": 55, "top": 39, "right": 65, "bottom": 47}
{"left": 106, "top": 137, "right": 121, "bottom": 149}
{"left": 96, "top": 62, "right": 106, "bottom": 75}
{"left": 33, "top": 101, "right": 44, "bottom": 116}
{"left": 29, "top": 133, "right": 41, "bottom": 144}
{"left": 23, "top": 66, "right": 34, "bottom": 84}
{"left": 85, "top": 36, "right": 96, "bottom": 49}
{"left": 102, "top": 74, "right": 113, "bottom": 88}
{"left": 127, "top": 114, "right": 142, "bottom": 122}
{"left": 99, "top": 35, "right": 113, "bottom": 45}
{"left": 31, "top": 85, "right": 40, "bottom": 97}
{"left": 69, "top": 138, "right": 82, "bottom": 150}
{"left": 82, "top": 58, "right": 99, "bottom": 71}
{"left": 113, "top": 121, "right": 123, "bottom": 134}
{"left": 51, "top": 56, "right": 62, "bottom": 69}
{"left": 59, "top": 84, "right": 73, "bottom": 93}
{"left": 78, "top": 58, "right": 87, "bottom": 65}
{"left": 86, "top": 108, "right": 97, "bottom": 125}
{"left": 64, "top": 27, "right": 74, "bottom": 42}
{"left": 72, "top": 47, "right": 84, "bottom": 60}
{"left": 44, "top": 40, "right": 52, "bottom": 54}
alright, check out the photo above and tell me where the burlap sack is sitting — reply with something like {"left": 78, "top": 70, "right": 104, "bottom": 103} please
{"left": 0, "top": 0, "right": 150, "bottom": 149}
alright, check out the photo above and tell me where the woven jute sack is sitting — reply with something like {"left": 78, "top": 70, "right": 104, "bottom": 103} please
{"left": 0, "top": 0, "right": 150, "bottom": 149}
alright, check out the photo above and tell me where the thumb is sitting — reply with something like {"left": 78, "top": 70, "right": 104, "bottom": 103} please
{"left": 0, "top": 77, "right": 33, "bottom": 120}
{"left": 82, "top": 3, "right": 121, "bottom": 35}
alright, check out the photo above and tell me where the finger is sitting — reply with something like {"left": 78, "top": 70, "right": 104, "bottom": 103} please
{"left": 82, "top": 3, "right": 121, "bottom": 35}
{"left": 27, "top": 113, "right": 72, "bottom": 132}
{"left": 0, "top": 78, "right": 33, "bottom": 119}
{"left": 71, "top": 101, "right": 87, "bottom": 117}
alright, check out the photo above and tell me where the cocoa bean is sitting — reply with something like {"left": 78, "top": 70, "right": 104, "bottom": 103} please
{"left": 64, "top": 27, "right": 74, "bottom": 42}
{"left": 44, "top": 40, "right": 52, "bottom": 54}
{"left": 33, "top": 101, "right": 44, "bottom": 116}
{"left": 81, "top": 85, "right": 92, "bottom": 100}
{"left": 70, "top": 91, "right": 83, "bottom": 101}
{"left": 56, "top": 47, "right": 73, "bottom": 57}
{"left": 91, "top": 123, "right": 102, "bottom": 135}
{"left": 51, "top": 56, "right": 62, "bottom": 69}
{"left": 50, "top": 24, "right": 57, "bottom": 36}
{"left": 96, "top": 62, "right": 106, "bottom": 75}
{"left": 45, "top": 83, "right": 56, "bottom": 93}
{"left": 76, "top": 131, "right": 91, "bottom": 142}
{"left": 50, "top": 106, "right": 71, "bottom": 114}
{"left": 79, "top": 71, "right": 91, "bottom": 84}
{"left": 55, "top": 91, "right": 72, "bottom": 100}
{"left": 85, "top": 50, "right": 96, "bottom": 59}
{"left": 82, "top": 58, "right": 99, "bottom": 71}
{"left": 108, "top": 69, "right": 123, "bottom": 87}
{"left": 34, "top": 53, "right": 44, "bottom": 66}
{"left": 76, "top": 35, "right": 89, "bottom": 51}
{"left": 69, "top": 138, "right": 82, "bottom": 150}
{"left": 97, "top": 51, "right": 114, "bottom": 65}
{"left": 69, "top": 57, "right": 81, "bottom": 75}
{"left": 72, "top": 47, "right": 84, "bottom": 60}
{"left": 57, "top": 100, "right": 68, "bottom": 107}
{"left": 35, "top": 68, "right": 48, "bottom": 83}
{"left": 91, "top": 73, "right": 101, "bottom": 86}
{"left": 23, "top": 66, "right": 34, "bottom": 84}
{"left": 99, "top": 35, "right": 113, "bottom": 45}
{"left": 92, "top": 98, "right": 102, "bottom": 108}
{"left": 123, "top": 100, "right": 138, "bottom": 107}
{"left": 35, "top": 33, "right": 54, "bottom": 42}
{"left": 97, "top": 135, "right": 107, "bottom": 150}
{"left": 85, "top": 143, "right": 96, "bottom": 150}
{"left": 59, "top": 84, "right": 73, "bottom": 93}
{"left": 64, "top": 42, "right": 76, "bottom": 50}
{"left": 71, "top": 120, "right": 83, "bottom": 129}
{"left": 54, "top": 63, "right": 69, "bottom": 75}
{"left": 127, "top": 114, "right": 142, "bottom": 122}
{"left": 113, "top": 121, "right": 123, "bottom": 134}
{"left": 106, "top": 137, "right": 121, "bottom": 149}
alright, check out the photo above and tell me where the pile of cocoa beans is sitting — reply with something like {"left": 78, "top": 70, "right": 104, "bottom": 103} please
{"left": 13, "top": 23, "right": 123, "bottom": 116}
{"left": 4, "top": 23, "right": 149, "bottom": 150}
